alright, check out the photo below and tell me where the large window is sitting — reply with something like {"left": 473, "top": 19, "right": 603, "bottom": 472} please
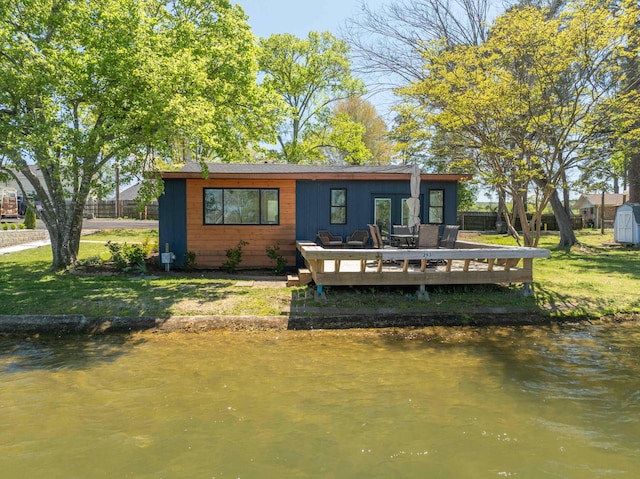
{"left": 428, "top": 189, "right": 444, "bottom": 224}
{"left": 330, "top": 188, "right": 347, "bottom": 224}
{"left": 204, "top": 188, "right": 279, "bottom": 225}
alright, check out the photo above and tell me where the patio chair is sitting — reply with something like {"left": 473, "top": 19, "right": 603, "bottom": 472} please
{"left": 317, "top": 230, "right": 343, "bottom": 248}
{"left": 367, "top": 224, "right": 380, "bottom": 248}
{"left": 439, "top": 225, "right": 460, "bottom": 249}
{"left": 346, "top": 229, "right": 369, "bottom": 248}
{"left": 368, "top": 224, "right": 391, "bottom": 249}
{"left": 417, "top": 224, "right": 440, "bottom": 248}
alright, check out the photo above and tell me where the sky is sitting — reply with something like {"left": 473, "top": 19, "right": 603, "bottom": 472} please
{"left": 237, "top": 0, "right": 398, "bottom": 118}
{"left": 238, "top": 0, "right": 388, "bottom": 39}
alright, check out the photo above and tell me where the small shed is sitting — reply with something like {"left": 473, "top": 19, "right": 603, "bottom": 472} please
{"left": 614, "top": 203, "right": 640, "bottom": 245}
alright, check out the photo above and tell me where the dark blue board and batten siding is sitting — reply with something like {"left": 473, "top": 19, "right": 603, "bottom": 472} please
{"left": 158, "top": 178, "right": 187, "bottom": 267}
{"left": 295, "top": 179, "right": 459, "bottom": 244}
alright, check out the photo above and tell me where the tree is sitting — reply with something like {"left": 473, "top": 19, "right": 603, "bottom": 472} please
{"left": 616, "top": 1, "right": 640, "bottom": 201}
{"left": 0, "top": 0, "right": 278, "bottom": 270}
{"left": 333, "top": 97, "right": 393, "bottom": 164}
{"left": 258, "top": 31, "right": 365, "bottom": 163}
{"left": 343, "top": 0, "right": 493, "bottom": 88}
{"left": 402, "top": 1, "right": 631, "bottom": 247}
{"left": 343, "top": 0, "right": 494, "bottom": 200}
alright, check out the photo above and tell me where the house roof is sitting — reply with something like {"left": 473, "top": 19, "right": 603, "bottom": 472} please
{"left": 161, "top": 162, "right": 470, "bottom": 182}
{"left": 574, "top": 193, "right": 626, "bottom": 209}
{"left": 618, "top": 202, "right": 640, "bottom": 224}
{"left": 110, "top": 182, "right": 159, "bottom": 202}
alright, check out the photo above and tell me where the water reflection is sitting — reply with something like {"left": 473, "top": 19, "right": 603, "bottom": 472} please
{"left": 0, "top": 334, "right": 143, "bottom": 373}
{"left": 0, "top": 324, "right": 639, "bottom": 478}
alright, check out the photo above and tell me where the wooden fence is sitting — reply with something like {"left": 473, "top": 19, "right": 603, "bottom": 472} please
{"left": 83, "top": 200, "right": 158, "bottom": 220}
{"left": 457, "top": 212, "right": 583, "bottom": 232}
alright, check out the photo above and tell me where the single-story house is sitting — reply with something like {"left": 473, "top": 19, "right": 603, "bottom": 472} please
{"left": 574, "top": 193, "right": 625, "bottom": 228}
{"left": 159, "top": 162, "right": 469, "bottom": 269}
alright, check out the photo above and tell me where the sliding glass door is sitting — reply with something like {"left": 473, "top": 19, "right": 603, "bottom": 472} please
{"left": 374, "top": 197, "right": 392, "bottom": 238}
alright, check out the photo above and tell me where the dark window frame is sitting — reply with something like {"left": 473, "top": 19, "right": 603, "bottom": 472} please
{"left": 428, "top": 189, "right": 445, "bottom": 224}
{"left": 203, "top": 188, "right": 280, "bottom": 225}
{"left": 330, "top": 188, "right": 347, "bottom": 225}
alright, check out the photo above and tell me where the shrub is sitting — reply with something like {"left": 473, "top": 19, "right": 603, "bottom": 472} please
{"left": 106, "top": 240, "right": 153, "bottom": 272}
{"left": 76, "top": 256, "right": 104, "bottom": 267}
{"left": 184, "top": 250, "right": 197, "bottom": 270}
{"left": 10, "top": 223, "right": 17, "bottom": 230}
{"left": 24, "top": 208, "right": 37, "bottom": 229}
{"left": 222, "top": 240, "right": 247, "bottom": 273}
{"left": 266, "top": 244, "right": 287, "bottom": 274}
{"left": 18, "top": 223, "right": 26, "bottom": 230}
{"left": 2, "top": 222, "right": 7, "bottom": 230}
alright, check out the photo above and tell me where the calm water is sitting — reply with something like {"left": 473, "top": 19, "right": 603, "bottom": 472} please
{"left": 1, "top": 324, "right": 639, "bottom": 478}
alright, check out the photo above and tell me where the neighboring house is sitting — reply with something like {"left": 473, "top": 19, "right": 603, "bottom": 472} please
{"left": 0, "top": 165, "right": 46, "bottom": 198}
{"left": 110, "top": 182, "right": 158, "bottom": 203}
{"left": 574, "top": 193, "right": 625, "bottom": 228}
{"left": 159, "top": 162, "right": 469, "bottom": 269}
{"left": 111, "top": 182, "right": 143, "bottom": 202}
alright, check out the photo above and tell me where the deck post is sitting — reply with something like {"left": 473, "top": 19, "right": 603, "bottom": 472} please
{"left": 315, "top": 284, "right": 327, "bottom": 301}
{"left": 417, "top": 284, "right": 430, "bottom": 301}
{"left": 522, "top": 282, "right": 533, "bottom": 296}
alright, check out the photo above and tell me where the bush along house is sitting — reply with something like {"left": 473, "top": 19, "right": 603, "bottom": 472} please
{"left": 158, "top": 162, "right": 469, "bottom": 270}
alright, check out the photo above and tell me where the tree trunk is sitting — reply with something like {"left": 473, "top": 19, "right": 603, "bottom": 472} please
{"left": 48, "top": 218, "right": 84, "bottom": 269}
{"left": 628, "top": 153, "right": 640, "bottom": 203}
{"left": 600, "top": 191, "right": 605, "bottom": 234}
{"left": 562, "top": 170, "right": 571, "bottom": 217}
{"left": 549, "top": 188, "right": 577, "bottom": 247}
{"left": 533, "top": 177, "right": 576, "bottom": 247}
{"left": 496, "top": 190, "right": 507, "bottom": 233}
{"left": 42, "top": 195, "right": 86, "bottom": 270}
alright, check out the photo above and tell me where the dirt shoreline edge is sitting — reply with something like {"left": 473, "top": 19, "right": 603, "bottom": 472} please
{"left": 2, "top": 311, "right": 637, "bottom": 336}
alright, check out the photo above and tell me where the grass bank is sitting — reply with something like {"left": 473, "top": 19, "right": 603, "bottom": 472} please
{"left": 0, "top": 229, "right": 638, "bottom": 324}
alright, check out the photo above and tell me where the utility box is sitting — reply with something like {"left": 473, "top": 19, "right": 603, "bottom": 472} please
{"left": 614, "top": 203, "right": 640, "bottom": 245}
{"left": 161, "top": 252, "right": 176, "bottom": 271}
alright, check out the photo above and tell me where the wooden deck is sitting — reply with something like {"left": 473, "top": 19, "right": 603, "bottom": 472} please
{"left": 296, "top": 240, "right": 551, "bottom": 299}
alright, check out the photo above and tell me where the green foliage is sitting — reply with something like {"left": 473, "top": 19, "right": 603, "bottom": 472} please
{"left": 333, "top": 97, "right": 393, "bottom": 165}
{"left": 105, "top": 240, "right": 153, "bottom": 273}
{"left": 0, "top": 0, "right": 279, "bottom": 269}
{"left": 266, "top": 244, "right": 287, "bottom": 275}
{"left": 76, "top": 256, "right": 104, "bottom": 267}
{"left": 259, "top": 31, "right": 365, "bottom": 163}
{"left": 401, "top": 1, "right": 631, "bottom": 246}
{"left": 24, "top": 208, "right": 36, "bottom": 230}
{"left": 1, "top": 223, "right": 7, "bottom": 230}
{"left": 184, "top": 251, "right": 197, "bottom": 270}
{"left": 222, "top": 240, "right": 248, "bottom": 273}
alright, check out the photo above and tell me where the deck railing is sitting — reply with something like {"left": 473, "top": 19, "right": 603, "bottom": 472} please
{"left": 296, "top": 240, "right": 550, "bottom": 299}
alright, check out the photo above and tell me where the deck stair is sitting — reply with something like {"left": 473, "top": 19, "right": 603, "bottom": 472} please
{"left": 286, "top": 268, "right": 313, "bottom": 287}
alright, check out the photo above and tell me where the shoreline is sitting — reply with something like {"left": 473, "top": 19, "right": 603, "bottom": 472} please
{"left": 1, "top": 310, "right": 637, "bottom": 336}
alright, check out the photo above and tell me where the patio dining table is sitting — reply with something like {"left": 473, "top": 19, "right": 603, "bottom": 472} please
{"left": 390, "top": 233, "right": 418, "bottom": 248}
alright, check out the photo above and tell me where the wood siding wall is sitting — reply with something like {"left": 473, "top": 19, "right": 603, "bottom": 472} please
{"left": 185, "top": 179, "right": 297, "bottom": 268}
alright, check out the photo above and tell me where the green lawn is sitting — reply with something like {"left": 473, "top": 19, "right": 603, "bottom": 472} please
{"left": 0, "top": 228, "right": 638, "bottom": 320}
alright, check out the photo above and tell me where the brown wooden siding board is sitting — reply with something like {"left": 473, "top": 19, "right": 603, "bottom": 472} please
{"left": 185, "top": 178, "right": 297, "bottom": 268}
